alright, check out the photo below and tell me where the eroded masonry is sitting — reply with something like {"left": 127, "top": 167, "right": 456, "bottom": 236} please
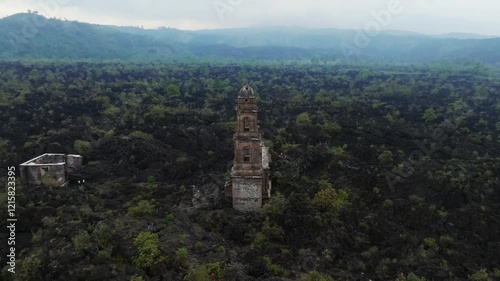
{"left": 225, "top": 85, "right": 271, "bottom": 211}
{"left": 20, "top": 153, "right": 83, "bottom": 186}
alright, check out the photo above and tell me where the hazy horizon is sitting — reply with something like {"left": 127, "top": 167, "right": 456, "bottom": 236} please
{"left": 1, "top": 0, "right": 500, "bottom": 36}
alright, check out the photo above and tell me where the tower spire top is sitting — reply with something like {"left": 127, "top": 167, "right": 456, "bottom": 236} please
{"left": 239, "top": 84, "right": 255, "bottom": 97}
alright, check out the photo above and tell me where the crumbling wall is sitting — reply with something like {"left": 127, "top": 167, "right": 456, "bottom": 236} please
{"left": 21, "top": 164, "right": 66, "bottom": 185}
{"left": 33, "top": 154, "right": 65, "bottom": 164}
{"left": 262, "top": 146, "right": 270, "bottom": 170}
{"left": 20, "top": 153, "right": 83, "bottom": 186}
{"left": 66, "top": 155, "right": 83, "bottom": 171}
{"left": 232, "top": 177, "right": 263, "bottom": 212}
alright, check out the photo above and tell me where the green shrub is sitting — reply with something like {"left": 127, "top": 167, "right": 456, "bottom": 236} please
{"left": 409, "top": 194, "right": 425, "bottom": 204}
{"left": 130, "top": 276, "right": 145, "bottom": 281}
{"left": 378, "top": 150, "right": 393, "bottom": 163}
{"left": 127, "top": 200, "right": 156, "bottom": 217}
{"left": 132, "top": 232, "right": 165, "bottom": 269}
{"left": 438, "top": 208, "right": 448, "bottom": 218}
{"left": 103, "top": 106, "right": 120, "bottom": 118}
{"left": 129, "top": 131, "right": 153, "bottom": 141}
{"left": 492, "top": 268, "right": 500, "bottom": 278}
{"left": 439, "top": 235, "right": 454, "bottom": 247}
{"left": 97, "top": 248, "right": 112, "bottom": 260}
{"left": 72, "top": 231, "right": 92, "bottom": 252}
{"left": 469, "top": 268, "right": 492, "bottom": 281}
{"left": 263, "top": 256, "right": 289, "bottom": 277}
{"left": 396, "top": 273, "right": 426, "bottom": 281}
{"left": 18, "top": 256, "right": 41, "bottom": 281}
{"left": 383, "top": 199, "right": 393, "bottom": 208}
{"left": 361, "top": 246, "right": 379, "bottom": 259}
{"left": 104, "top": 129, "right": 115, "bottom": 138}
{"left": 424, "top": 238, "right": 438, "bottom": 251}
{"left": 296, "top": 112, "right": 311, "bottom": 126}
{"left": 163, "top": 213, "right": 175, "bottom": 223}
{"left": 330, "top": 145, "right": 347, "bottom": 157}
{"left": 147, "top": 176, "right": 156, "bottom": 183}
{"left": 147, "top": 105, "right": 168, "bottom": 120}
{"left": 183, "top": 262, "right": 224, "bottom": 281}
{"left": 167, "top": 84, "right": 181, "bottom": 98}
{"left": 73, "top": 139, "right": 92, "bottom": 154}
{"left": 322, "top": 120, "right": 342, "bottom": 135}
{"left": 23, "top": 141, "right": 34, "bottom": 149}
{"left": 175, "top": 247, "right": 189, "bottom": 265}
{"left": 252, "top": 232, "right": 268, "bottom": 249}
{"left": 422, "top": 108, "right": 437, "bottom": 122}
{"left": 92, "top": 222, "right": 115, "bottom": 249}
{"left": 194, "top": 242, "right": 205, "bottom": 250}
{"left": 317, "top": 179, "right": 333, "bottom": 190}
{"left": 176, "top": 155, "right": 188, "bottom": 164}
{"left": 216, "top": 245, "right": 226, "bottom": 253}
{"left": 311, "top": 187, "right": 350, "bottom": 213}
{"left": 321, "top": 249, "right": 333, "bottom": 262}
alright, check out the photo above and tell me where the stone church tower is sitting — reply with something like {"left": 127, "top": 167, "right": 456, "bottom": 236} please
{"left": 225, "top": 85, "right": 271, "bottom": 211}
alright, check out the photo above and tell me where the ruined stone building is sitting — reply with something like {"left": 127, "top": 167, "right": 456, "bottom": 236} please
{"left": 225, "top": 85, "right": 271, "bottom": 211}
{"left": 20, "top": 153, "right": 83, "bottom": 186}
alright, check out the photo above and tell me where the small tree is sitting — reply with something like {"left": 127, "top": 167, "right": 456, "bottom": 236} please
{"left": 18, "top": 256, "right": 41, "bottom": 281}
{"left": 147, "top": 105, "right": 168, "bottom": 120}
{"left": 167, "top": 84, "right": 181, "bottom": 99}
{"left": 127, "top": 200, "right": 156, "bottom": 217}
{"left": 129, "top": 131, "right": 153, "bottom": 141}
{"left": 175, "top": 247, "right": 189, "bottom": 266}
{"left": 183, "top": 262, "right": 224, "bottom": 281}
{"left": 73, "top": 140, "right": 92, "bottom": 155}
{"left": 469, "top": 268, "right": 492, "bottom": 281}
{"left": 296, "top": 112, "right": 312, "bottom": 127}
{"left": 72, "top": 231, "right": 92, "bottom": 252}
{"left": 133, "top": 232, "right": 165, "bottom": 269}
{"left": 312, "top": 187, "right": 350, "bottom": 213}
{"left": 422, "top": 108, "right": 437, "bottom": 122}
{"left": 378, "top": 150, "right": 393, "bottom": 163}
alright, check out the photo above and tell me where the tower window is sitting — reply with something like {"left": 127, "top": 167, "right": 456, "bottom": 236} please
{"left": 244, "top": 118, "right": 250, "bottom": 131}
{"left": 243, "top": 148, "right": 250, "bottom": 162}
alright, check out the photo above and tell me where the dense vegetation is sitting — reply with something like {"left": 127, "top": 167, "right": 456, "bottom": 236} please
{"left": 0, "top": 60, "right": 499, "bottom": 281}
{"left": 2, "top": 13, "right": 500, "bottom": 64}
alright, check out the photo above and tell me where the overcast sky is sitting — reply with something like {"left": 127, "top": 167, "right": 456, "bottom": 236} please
{"left": 1, "top": 0, "right": 500, "bottom": 35}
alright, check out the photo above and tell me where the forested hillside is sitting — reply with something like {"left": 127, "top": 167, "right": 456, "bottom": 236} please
{"left": 0, "top": 61, "right": 499, "bottom": 280}
{"left": 1, "top": 13, "right": 500, "bottom": 64}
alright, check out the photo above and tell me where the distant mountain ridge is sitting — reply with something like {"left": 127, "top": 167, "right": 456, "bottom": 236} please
{"left": 1, "top": 13, "right": 499, "bottom": 64}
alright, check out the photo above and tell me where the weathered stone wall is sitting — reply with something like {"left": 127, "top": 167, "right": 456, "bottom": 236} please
{"left": 33, "top": 154, "right": 65, "bottom": 164}
{"left": 232, "top": 177, "right": 263, "bottom": 212}
{"left": 262, "top": 147, "right": 270, "bottom": 170}
{"left": 20, "top": 164, "right": 66, "bottom": 185}
{"left": 66, "top": 155, "right": 83, "bottom": 171}
{"left": 19, "top": 153, "right": 83, "bottom": 186}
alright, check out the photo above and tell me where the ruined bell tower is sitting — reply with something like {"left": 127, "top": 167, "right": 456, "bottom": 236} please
{"left": 225, "top": 85, "right": 271, "bottom": 212}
